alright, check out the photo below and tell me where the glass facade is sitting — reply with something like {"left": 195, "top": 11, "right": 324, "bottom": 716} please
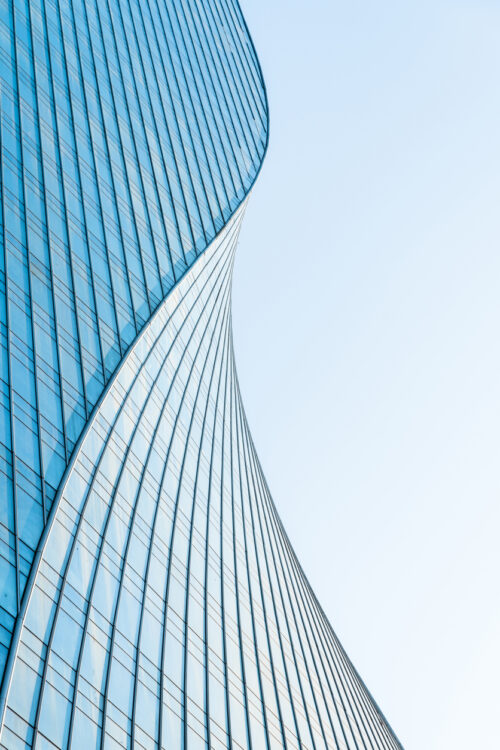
{"left": 0, "top": 0, "right": 401, "bottom": 747}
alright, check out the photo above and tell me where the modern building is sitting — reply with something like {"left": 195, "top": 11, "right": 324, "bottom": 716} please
{"left": 0, "top": 0, "right": 401, "bottom": 747}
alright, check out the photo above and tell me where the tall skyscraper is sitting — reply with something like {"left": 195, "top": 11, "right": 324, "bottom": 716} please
{"left": 0, "top": 0, "right": 401, "bottom": 747}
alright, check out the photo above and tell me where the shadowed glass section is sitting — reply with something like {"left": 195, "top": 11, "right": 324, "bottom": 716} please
{"left": 0, "top": 207, "right": 401, "bottom": 749}
{"left": 0, "top": 0, "right": 268, "bottom": 683}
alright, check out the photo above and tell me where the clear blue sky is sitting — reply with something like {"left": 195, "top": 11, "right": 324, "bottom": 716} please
{"left": 233, "top": 1, "right": 500, "bottom": 747}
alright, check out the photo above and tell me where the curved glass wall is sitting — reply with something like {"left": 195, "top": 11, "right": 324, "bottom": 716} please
{"left": 0, "top": 0, "right": 402, "bottom": 747}
{"left": 0, "top": 207, "right": 401, "bottom": 749}
{"left": 0, "top": 0, "right": 267, "bottom": 681}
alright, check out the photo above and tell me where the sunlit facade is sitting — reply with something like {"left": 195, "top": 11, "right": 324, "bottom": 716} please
{"left": 0, "top": 0, "right": 401, "bottom": 747}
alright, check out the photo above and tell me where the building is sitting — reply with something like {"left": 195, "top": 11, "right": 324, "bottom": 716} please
{"left": 0, "top": 0, "right": 401, "bottom": 747}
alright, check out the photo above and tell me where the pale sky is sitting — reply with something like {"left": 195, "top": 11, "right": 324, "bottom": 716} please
{"left": 233, "top": 1, "right": 500, "bottom": 747}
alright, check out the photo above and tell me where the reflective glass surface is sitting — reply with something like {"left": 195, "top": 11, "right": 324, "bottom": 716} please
{"left": 1, "top": 211, "right": 400, "bottom": 749}
{"left": 0, "top": 0, "right": 401, "bottom": 747}
{"left": 0, "top": 0, "right": 267, "bottom": 683}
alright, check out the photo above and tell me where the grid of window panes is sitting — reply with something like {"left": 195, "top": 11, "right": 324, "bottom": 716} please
{"left": 0, "top": 210, "right": 401, "bottom": 749}
{"left": 1, "top": 0, "right": 402, "bottom": 745}
{"left": 0, "top": 0, "right": 268, "bottom": 686}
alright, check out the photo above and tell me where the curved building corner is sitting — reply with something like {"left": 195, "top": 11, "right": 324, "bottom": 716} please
{"left": 0, "top": 0, "right": 401, "bottom": 747}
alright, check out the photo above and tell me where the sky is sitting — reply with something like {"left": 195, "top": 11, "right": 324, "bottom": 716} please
{"left": 232, "top": 1, "right": 500, "bottom": 748}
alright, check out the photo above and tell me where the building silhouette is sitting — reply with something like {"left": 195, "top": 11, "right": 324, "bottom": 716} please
{"left": 0, "top": 0, "right": 401, "bottom": 746}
